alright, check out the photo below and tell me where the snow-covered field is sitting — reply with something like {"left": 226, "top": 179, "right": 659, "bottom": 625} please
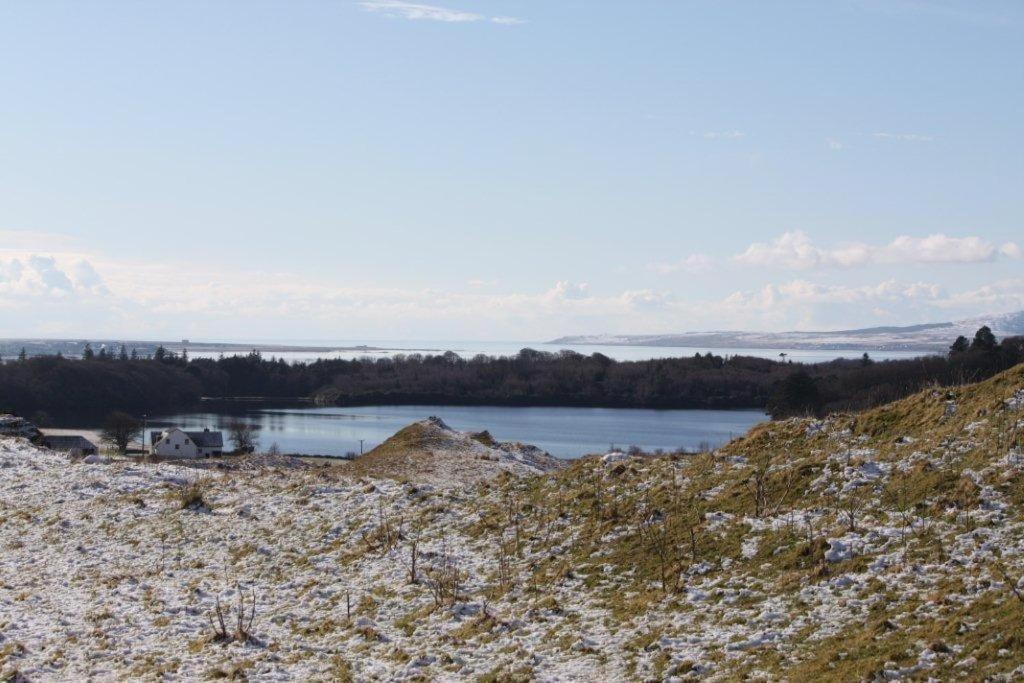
{"left": 3, "top": 364, "right": 1024, "bottom": 680}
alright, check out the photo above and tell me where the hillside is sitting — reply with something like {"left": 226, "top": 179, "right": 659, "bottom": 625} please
{"left": 552, "top": 308, "right": 1024, "bottom": 352}
{"left": 347, "top": 416, "right": 564, "bottom": 487}
{"left": 1, "top": 365, "right": 1024, "bottom": 680}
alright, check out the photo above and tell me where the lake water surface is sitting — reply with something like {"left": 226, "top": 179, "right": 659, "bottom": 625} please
{"left": 149, "top": 405, "right": 767, "bottom": 459}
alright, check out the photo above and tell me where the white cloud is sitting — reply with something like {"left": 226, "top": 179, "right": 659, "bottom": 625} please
{"left": 359, "top": 1, "right": 524, "bottom": 25}
{"left": 826, "top": 138, "right": 844, "bottom": 150}
{"left": 1000, "top": 242, "right": 1023, "bottom": 259}
{"left": 883, "top": 234, "right": 1005, "bottom": 264}
{"left": 933, "top": 278, "right": 1024, "bottom": 312}
{"left": 544, "top": 281, "right": 590, "bottom": 301}
{"left": 0, "top": 255, "right": 100, "bottom": 297}
{"left": 491, "top": 16, "right": 526, "bottom": 25}
{"left": 714, "top": 277, "right": 954, "bottom": 330}
{"left": 619, "top": 289, "right": 673, "bottom": 311}
{"left": 872, "top": 132, "right": 934, "bottom": 142}
{"left": 735, "top": 232, "right": 823, "bottom": 270}
{"left": 735, "top": 231, "right": 1021, "bottom": 270}
{"left": 724, "top": 278, "right": 942, "bottom": 311}
{"left": 649, "top": 254, "right": 715, "bottom": 275}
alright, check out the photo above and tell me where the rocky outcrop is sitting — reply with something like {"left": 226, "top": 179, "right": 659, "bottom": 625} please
{"left": 349, "top": 416, "right": 564, "bottom": 487}
{"left": 0, "top": 414, "right": 42, "bottom": 443}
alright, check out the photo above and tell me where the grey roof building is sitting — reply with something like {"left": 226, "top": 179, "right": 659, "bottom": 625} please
{"left": 42, "top": 435, "right": 98, "bottom": 455}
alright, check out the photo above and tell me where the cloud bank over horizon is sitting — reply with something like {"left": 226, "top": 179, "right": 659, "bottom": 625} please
{"left": 3, "top": 228, "right": 1022, "bottom": 341}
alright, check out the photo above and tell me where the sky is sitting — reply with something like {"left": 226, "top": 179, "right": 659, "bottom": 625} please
{"left": 1, "top": 0, "right": 1022, "bottom": 341}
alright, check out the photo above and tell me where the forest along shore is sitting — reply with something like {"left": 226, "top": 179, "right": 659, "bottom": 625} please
{"left": 1, "top": 328, "right": 1020, "bottom": 423}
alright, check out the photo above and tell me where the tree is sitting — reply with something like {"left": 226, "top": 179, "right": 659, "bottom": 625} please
{"left": 971, "top": 326, "right": 997, "bottom": 352}
{"left": 949, "top": 335, "right": 969, "bottom": 355}
{"left": 768, "top": 370, "right": 822, "bottom": 417}
{"left": 17, "top": 348, "right": 27, "bottom": 362}
{"left": 101, "top": 411, "right": 141, "bottom": 454}
{"left": 119, "top": 345, "right": 129, "bottom": 361}
{"left": 227, "top": 419, "right": 260, "bottom": 454}
{"left": 860, "top": 352, "right": 872, "bottom": 366}
{"left": 82, "top": 343, "right": 95, "bottom": 360}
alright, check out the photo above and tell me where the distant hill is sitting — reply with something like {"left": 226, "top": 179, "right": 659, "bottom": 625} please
{"left": 0, "top": 338, "right": 404, "bottom": 360}
{"left": 551, "top": 309, "right": 1024, "bottom": 352}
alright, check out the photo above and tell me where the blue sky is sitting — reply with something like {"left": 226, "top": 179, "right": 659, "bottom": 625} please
{"left": 1, "top": 0, "right": 1022, "bottom": 340}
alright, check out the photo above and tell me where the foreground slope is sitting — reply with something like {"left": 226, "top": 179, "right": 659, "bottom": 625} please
{"left": 1, "top": 365, "right": 1023, "bottom": 680}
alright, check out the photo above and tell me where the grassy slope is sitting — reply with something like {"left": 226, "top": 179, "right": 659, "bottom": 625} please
{"left": 470, "top": 363, "right": 1024, "bottom": 679}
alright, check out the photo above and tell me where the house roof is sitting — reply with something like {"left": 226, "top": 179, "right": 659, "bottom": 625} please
{"left": 42, "top": 435, "right": 97, "bottom": 451}
{"left": 150, "top": 428, "right": 223, "bottom": 449}
{"left": 187, "top": 430, "right": 223, "bottom": 448}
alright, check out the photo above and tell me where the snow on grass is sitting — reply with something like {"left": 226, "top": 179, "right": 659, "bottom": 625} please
{"left": 3, "top": 365, "right": 1024, "bottom": 680}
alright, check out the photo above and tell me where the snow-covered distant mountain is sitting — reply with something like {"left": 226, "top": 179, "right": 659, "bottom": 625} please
{"left": 551, "top": 310, "right": 1024, "bottom": 352}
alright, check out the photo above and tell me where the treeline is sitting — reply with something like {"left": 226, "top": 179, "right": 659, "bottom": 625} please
{"left": 1, "top": 328, "right": 1021, "bottom": 422}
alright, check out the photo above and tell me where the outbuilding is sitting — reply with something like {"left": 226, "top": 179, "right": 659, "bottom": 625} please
{"left": 42, "top": 435, "right": 98, "bottom": 456}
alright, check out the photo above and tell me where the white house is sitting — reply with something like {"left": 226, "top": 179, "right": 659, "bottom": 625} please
{"left": 149, "top": 428, "right": 224, "bottom": 458}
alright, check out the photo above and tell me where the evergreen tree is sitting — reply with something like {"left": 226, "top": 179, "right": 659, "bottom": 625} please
{"left": 949, "top": 335, "right": 969, "bottom": 355}
{"left": 768, "top": 370, "right": 822, "bottom": 417}
{"left": 970, "top": 326, "right": 997, "bottom": 352}
{"left": 119, "top": 345, "right": 129, "bottom": 361}
{"left": 18, "top": 348, "right": 27, "bottom": 362}
{"left": 82, "top": 343, "right": 95, "bottom": 360}
{"left": 130, "top": 348, "right": 138, "bottom": 361}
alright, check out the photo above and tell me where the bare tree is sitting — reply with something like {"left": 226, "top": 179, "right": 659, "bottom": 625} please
{"left": 746, "top": 451, "right": 773, "bottom": 518}
{"left": 100, "top": 411, "right": 141, "bottom": 454}
{"left": 638, "top": 510, "right": 677, "bottom": 593}
{"left": 227, "top": 419, "right": 260, "bottom": 454}
{"left": 208, "top": 584, "right": 258, "bottom": 643}
{"left": 426, "top": 535, "right": 464, "bottom": 608}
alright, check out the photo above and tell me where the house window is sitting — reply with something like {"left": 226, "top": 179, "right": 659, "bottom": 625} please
{"left": 175, "top": 444, "right": 180, "bottom": 450}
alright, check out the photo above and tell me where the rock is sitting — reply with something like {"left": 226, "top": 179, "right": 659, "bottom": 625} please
{"left": 825, "top": 538, "right": 855, "bottom": 562}
{"left": 0, "top": 414, "right": 42, "bottom": 443}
